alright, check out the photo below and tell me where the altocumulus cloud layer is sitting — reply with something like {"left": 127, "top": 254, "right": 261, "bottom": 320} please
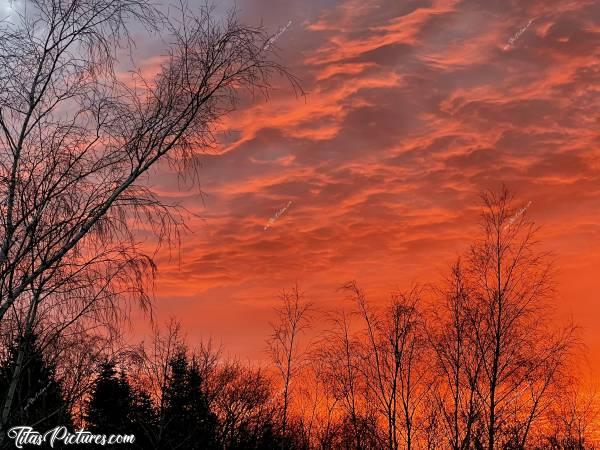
{"left": 136, "top": 0, "right": 600, "bottom": 363}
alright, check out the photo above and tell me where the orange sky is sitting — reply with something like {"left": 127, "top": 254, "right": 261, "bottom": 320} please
{"left": 130, "top": 0, "right": 600, "bottom": 373}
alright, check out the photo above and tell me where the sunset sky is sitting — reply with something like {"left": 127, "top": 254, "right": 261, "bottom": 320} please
{"left": 131, "top": 0, "right": 600, "bottom": 372}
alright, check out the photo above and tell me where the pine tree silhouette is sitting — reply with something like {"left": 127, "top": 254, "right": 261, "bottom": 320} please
{"left": 161, "top": 350, "right": 217, "bottom": 449}
{"left": 0, "top": 334, "right": 70, "bottom": 428}
{"left": 234, "top": 419, "right": 287, "bottom": 450}
{"left": 130, "top": 388, "right": 157, "bottom": 450}
{"left": 86, "top": 360, "right": 162, "bottom": 449}
{"left": 0, "top": 333, "right": 71, "bottom": 448}
{"left": 85, "top": 361, "right": 134, "bottom": 447}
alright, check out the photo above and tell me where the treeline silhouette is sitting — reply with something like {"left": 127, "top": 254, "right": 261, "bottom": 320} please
{"left": 0, "top": 189, "right": 598, "bottom": 449}
{"left": 0, "top": 0, "right": 299, "bottom": 445}
{"left": 0, "top": 327, "right": 292, "bottom": 450}
{"left": 1, "top": 0, "right": 593, "bottom": 447}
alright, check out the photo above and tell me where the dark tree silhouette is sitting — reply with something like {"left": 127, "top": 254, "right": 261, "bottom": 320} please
{"left": 129, "top": 322, "right": 296, "bottom": 449}
{"left": 429, "top": 259, "right": 482, "bottom": 450}
{"left": 85, "top": 361, "right": 134, "bottom": 439}
{"left": 0, "top": 333, "right": 71, "bottom": 440}
{"left": 86, "top": 360, "right": 161, "bottom": 449}
{"left": 129, "top": 388, "right": 157, "bottom": 450}
{"left": 342, "top": 282, "right": 426, "bottom": 450}
{"left": 268, "top": 284, "right": 312, "bottom": 448}
{"left": 210, "top": 361, "right": 286, "bottom": 450}
{"left": 0, "top": 0, "right": 299, "bottom": 440}
{"left": 467, "top": 187, "right": 576, "bottom": 449}
{"left": 160, "top": 350, "right": 217, "bottom": 450}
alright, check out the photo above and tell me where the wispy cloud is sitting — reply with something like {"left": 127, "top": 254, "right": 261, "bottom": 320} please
{"left": 145, "top": 0, "right": 600, "bottom": 366}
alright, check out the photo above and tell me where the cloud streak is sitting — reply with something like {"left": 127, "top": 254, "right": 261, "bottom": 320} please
{"left": 140, "top": 0, "right": 600, "bottom": 366}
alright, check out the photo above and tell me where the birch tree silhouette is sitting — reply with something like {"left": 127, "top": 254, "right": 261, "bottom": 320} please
{"left": 343, "top": 282, "right": 426, "bottom": 450}
{"left": 467, "top": 187, "right": 576, "bottom": 449}
{"left": 429, "top": 260, "right": 482, "bottom": 450}
{"left": 268, "top": 283, "right": 312, "bottom": 448}
{"left": 0, "top": 0, "right": 298, "bottom": 439}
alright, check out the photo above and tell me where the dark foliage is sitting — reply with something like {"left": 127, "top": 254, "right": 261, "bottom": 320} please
{"left": 85, "top": 361, "right": 136, "bottom": 449}
{"left": 0, "top": 334, "right": 71, "bottom": 448}
{"left": 84, "top": 347, "right": 299, "bottom": 450}
{"left": 158, "top": 351, "right": 218, "bottom": 449}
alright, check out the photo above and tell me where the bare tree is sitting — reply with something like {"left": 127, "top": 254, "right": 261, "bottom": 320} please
{"left": 316, "top": 310, "right": 364, "bottom": 449}
{"left": 209, "top": 361, "right": 279, "bottom": 449}
{"left": 130, "top": 321, "right": 290, "bottom": 449}
{"left": 128, "top": 319, "right": 186, "bottom": 449}
{"left": 467, "top": 187, "right": 576, "bottom": 449}
{"left": 0, "top": 0, "right": 298, "bottom": 437}
{"left": 429, "top": 259, "right": 482, "bottom": 450}
{"left": 300, "top": 360, "right": 343, "bottom": 450}
{"left": 267, "top": 283, "right": 312, "bottom": 448}
{"left": 343, "top": 282, "right": 425, "bottom": 450}
{"left": 50, "top": 327, "right": 117, "bottom": 425}
{"left": 542, "top": 375, "right": 599, "bottom": 448}
{"left": 0, "top": 250, "right": 146, "bottom": 432}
